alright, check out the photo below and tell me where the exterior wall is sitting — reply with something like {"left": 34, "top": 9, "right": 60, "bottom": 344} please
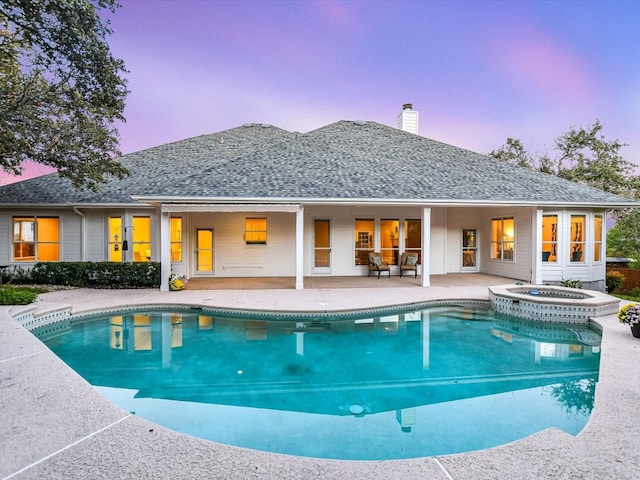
{"left": 0, "top": 207, "right": 84, "bottom": 264}
{"left": 429, "top": 208, "right": 446, "bottom": 275}
{"left": 0, "top": 213, "right": 10, "bottom": 265}
{"left": 186, "top": 211, "right": 296, "bottom": 277}
{"left": 475, "top": 206, "right": 534, "bottom": 283}
{"left": 303, "top": 205, "right": 428, "bottom": 277}
{"left": 0, "top": 203, "right": 608, "bottom": 289}
{"left": 84, "top": 210, "right": 107, "bottom": 261}
{"left": 444, "top": 207, "right": 484, "bottom": 273}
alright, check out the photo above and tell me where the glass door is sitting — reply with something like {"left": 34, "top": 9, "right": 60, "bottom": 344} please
{"left": 313, "top": 219, "right": 331, "bottom": 273}
{"left": 462, "top": 229, "right": 478, "bottom": 271}
{"left": 196, "top": 228, "right": 214, "bottom": 273}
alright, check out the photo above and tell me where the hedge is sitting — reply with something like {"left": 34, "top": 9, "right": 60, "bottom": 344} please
{"left": 26, "top": 261, "right": 161, "bottom": 288}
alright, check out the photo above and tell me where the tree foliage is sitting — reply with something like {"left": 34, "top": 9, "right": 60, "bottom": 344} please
{"left": 490, "top": 120, "right": 637, "bottom": 197}
{"left": 0, "top": 0, "right": 129, "bottom": 190}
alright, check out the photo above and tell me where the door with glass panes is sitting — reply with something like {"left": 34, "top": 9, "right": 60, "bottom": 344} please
{"left": 462, "top": 229, "right": 478, "bottom": 271}
{"left": 195, "top": 228, "right": 214, "bottom": 273}
{"left": 313, "top": 219, "right": 331, "bottom": 274}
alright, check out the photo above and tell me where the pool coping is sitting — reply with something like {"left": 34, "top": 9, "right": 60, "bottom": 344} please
{"left": 2, "top": 285, "right": 640, "bottom": 479}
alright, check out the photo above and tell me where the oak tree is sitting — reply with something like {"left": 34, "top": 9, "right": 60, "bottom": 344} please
{"left": 0, "top": 0, "right": 129, "bottom": 190}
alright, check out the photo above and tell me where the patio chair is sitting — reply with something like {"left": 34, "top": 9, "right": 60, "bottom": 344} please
{"left": 368, "top": 252, "right": 390, "bottom": 278}
{"left": 399, "top": 252, "right": 419, "bottom": 278}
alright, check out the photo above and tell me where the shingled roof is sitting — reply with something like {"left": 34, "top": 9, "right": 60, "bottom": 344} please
{"left": 0, "top": 120, "right": 636, "bottom": 207}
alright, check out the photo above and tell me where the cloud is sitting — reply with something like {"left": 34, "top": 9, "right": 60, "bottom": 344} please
{"left": 487, "top": 25, "right": 596, "bottom": 106}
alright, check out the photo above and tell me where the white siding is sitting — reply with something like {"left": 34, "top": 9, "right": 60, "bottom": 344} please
{"left": 188, "top": 212, "right": 296, "bottom": 277}
{"left": 476, "top": 206, "right": 534, "bottom": 282}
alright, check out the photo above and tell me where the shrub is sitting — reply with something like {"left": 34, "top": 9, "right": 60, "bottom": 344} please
{"left": 0, "top": 286, "right": 47, "bottom": 305}
{"left": 16, "top": 262, "right": 161, "bottom": 289}
{"left": 606, "top": 271, "right": 625, "bottom": 293}
{"left": 562, "top": 279, "right": 584, "bottom": 289}
{"left": 628, "top": 287, "right": 640, "bottom": 299}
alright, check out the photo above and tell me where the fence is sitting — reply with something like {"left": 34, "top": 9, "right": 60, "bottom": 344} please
{"left": 606, "top": 266, "right": 640, "bottom": 294}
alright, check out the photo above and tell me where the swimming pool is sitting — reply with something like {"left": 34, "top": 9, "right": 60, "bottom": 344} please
{"left": 36, "top": 305, "right": 601, "bottom": 460}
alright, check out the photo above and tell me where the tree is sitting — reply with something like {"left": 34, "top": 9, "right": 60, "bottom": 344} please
{"left": 490, "top": 120, "right": 637, "bottom": 197}
{"left": 491, "top": 121, "right": 640, "bottom": 261}
{"left": 607, "top": 210, "right": 640, "bottom": 262}
{"left": 488, "top": 138, "right": 534, "bottom": 169}
{"left": 0, "top": 0, "right": 129, "bottom": 191}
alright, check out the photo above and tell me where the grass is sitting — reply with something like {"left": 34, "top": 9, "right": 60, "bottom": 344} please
{"left": 613, "top": 293, "right": 640, "bottom": 302}
{"left": 0, "top": 285, "right": 49, "bottom": 305}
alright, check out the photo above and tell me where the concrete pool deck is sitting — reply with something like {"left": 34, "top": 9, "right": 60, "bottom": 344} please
{"left": 1, "top": 278, "right": 640, "bottom": 479}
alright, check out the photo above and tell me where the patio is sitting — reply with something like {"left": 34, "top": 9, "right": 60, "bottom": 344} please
{"left": 1, "top": 279, "right": 639, "bottom": 479}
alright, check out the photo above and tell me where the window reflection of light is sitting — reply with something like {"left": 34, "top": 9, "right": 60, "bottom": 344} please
{"left": 540, "top": 342, "right": 557, "bottom": 357}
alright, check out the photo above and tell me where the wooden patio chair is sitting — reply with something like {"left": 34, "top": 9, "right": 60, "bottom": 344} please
{"left": 368, "top": 252, "right": 390, "bottom": 278}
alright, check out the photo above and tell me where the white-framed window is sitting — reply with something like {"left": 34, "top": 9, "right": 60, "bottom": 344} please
{"left": 245, "top": 217, "right": 267, "bottom": 245}
{"left": 12, "top": 216, "right": 60, "bottom": 262}
{"left": 354, "top": 218, "right": 374, "bottom": 265}
{"left": 491, "top": 217, "right": 515, "bottom": 261}
{"left": 570, "top": 215, "right": 586, "bottom": 262}
{"left": 171, "top": 217, "right": 183, "bottom": 262}
{"left": 542, "top": 215, "right": 558, "bottom": 262}
{"left": 132, "top": 216, "right": 151, "bottom": 261}
{"left": 593, "top": 214, "right": 603, "bottom": 263}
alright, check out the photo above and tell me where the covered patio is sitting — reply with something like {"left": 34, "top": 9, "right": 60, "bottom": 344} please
{"left": 184, "top": 273, "right": 519, "bottom": 290}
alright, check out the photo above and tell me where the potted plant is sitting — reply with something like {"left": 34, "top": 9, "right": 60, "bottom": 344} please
{"left": 169, "top": 273, "right": 186, "bottom": 291}
{"left": 617, "top": 303, "right": 640, "bottom": 338}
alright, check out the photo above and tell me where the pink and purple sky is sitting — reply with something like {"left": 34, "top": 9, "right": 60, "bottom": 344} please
{"left": 3, "top": 0, "right": 639, "bottom": 184}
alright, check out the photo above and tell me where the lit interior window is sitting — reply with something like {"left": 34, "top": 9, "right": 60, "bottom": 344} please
{"left": 171, "top": 217, "right": 182, "bottom": 262}
{"left": 245, "top": 218, "right": 267, "bottom": 245}
{"left": 12, "top": 217, "right": 59, "bottom": 262}
{"left": 132, "top": 216, "right": 151, "bottom": 261}
{"left": 542, "top": 215, "right": 558, "bottom": 262}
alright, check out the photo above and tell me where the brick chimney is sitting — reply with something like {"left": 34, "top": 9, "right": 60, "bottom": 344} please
{"left": 397, "top": 103, "right": 419, "bottom": 135}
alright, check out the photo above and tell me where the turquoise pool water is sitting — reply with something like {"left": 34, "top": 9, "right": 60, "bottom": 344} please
{"left": 37, "top": 305, "right": 601, "bottom": 460}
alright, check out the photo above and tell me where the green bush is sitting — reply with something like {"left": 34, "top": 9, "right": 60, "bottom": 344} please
{"left": 22, "top": 262, "right": 161, "bottom": 289}
{"left": 562, "top": 279, "right": 584, "bottom": 289}
{"left": 605, "top": 271, "right": 625, "bottom": 293}
{"left": 0, "top": 286, "right": 47, "bottom": 305}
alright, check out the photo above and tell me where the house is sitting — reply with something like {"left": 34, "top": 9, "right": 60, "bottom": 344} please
{"left": 1, "top": 105, "right": 637, "bottom": 291}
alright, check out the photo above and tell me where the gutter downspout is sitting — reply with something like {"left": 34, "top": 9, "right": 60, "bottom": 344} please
{"left": 72, "top": 207, "right": 86, "bottom": 261}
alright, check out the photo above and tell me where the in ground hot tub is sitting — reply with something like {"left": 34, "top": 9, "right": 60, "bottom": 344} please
{"left": 489, "top": 284, "right": 619, "bottom": 324}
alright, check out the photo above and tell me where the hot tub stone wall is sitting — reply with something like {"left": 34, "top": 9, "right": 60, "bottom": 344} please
{"left": 489, "top": 285, "right": 620, "bottom": 324}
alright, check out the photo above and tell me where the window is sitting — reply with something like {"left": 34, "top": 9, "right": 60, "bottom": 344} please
{"left": 491, "top": 217, "right": 514, "bottom": 261}
{"left": 108, "top": 216, "right": 122, "bottom": 262}
{"left": 354, "top": 219, "right": 374, "bottom": 265}
{"left": 570, "top": 215, "right": 585, "bottom": 262}
{"left": 171, "top": 217, "right": 183, "bottom": 262}
{"left": 245, "top": 217, "right": 267, "bottom": 245}
{"left": 593, "top": 214, "right": 603, "bottom": 262}
{"left": 542, "top": 215, "right": 558, "bottom": 262}
{"left": 405, "top": 219, "right": 422, "bottom": 263}
{"left": 380, "top": 219, "right": 399, "bottom": 265}
{"left": 13, "top": 217, "right": 60, "bottom": 262}
{"left": 132, "top": 216, "right": 151, "bottom": 261}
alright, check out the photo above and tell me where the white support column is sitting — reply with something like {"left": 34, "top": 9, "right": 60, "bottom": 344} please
{"left": 422, "top": 207, "right": 431, "bottom": 287}
{"left": 160, "top": 210, "right": 171, "bottom": 292}
{"left": 533, "top": 208, "right": 543, "bottom": 285}
{"left": 296, "top": 206, "right": 304, "bottom": 289}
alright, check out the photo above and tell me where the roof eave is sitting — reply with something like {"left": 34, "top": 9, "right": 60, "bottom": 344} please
{"left": 132, "top": 196, "right": 640, "bottom": 209}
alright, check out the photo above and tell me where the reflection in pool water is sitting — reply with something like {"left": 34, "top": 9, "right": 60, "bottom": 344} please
{"left": 38, "top": 306, "right": 601, "bottom": 460}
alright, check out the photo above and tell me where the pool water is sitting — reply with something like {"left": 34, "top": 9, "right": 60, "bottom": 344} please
{"left": 37, "top": 306, "right": 601, "bottom": 460}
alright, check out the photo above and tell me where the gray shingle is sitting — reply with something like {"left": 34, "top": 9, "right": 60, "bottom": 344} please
{"left": 0, "top": 120, "right": 635, "bottom": 206}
